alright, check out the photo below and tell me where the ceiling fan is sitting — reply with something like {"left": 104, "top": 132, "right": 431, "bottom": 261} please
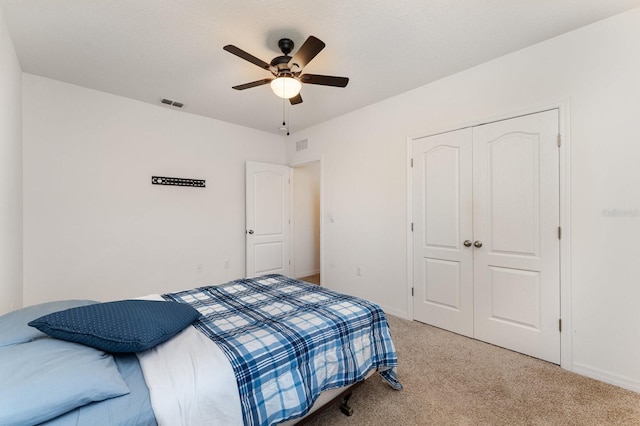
{"left": 223, "top": 36, "right": 349, "bottom": 105}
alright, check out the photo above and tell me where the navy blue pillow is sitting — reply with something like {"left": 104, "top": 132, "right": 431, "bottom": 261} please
{"left": 28, "top": 300, "right": 200, "bottom": 353}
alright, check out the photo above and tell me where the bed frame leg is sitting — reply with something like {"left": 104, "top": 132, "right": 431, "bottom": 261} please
{"left": 339, "top": 392, "right": 354, "bottom": 416}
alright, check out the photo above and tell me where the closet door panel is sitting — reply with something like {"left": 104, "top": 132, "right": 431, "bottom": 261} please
{"left": 413, "top": 128, "right": 474, "bottom": 337}
{"left": 472, "top": 110, "right": 560, "bottom": 364}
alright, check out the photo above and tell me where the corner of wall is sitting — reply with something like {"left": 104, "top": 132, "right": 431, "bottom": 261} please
{"left": 0, "top": 6, "right": 24, "bottom": 314}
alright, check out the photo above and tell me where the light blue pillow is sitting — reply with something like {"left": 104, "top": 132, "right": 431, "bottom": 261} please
{"left": 43, "top": 354, "right": 157, "bottom": 426}
{"left": 0, "top": 338, "right": 130, "bottom": 426}
{"left": 0, "top": 299, "right": 97, "bottom": 347}
{"left": 29, "top": 299, "right": 200, "bottom": 353}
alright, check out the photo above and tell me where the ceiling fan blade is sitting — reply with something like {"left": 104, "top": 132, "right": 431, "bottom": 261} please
{"left": 289, "top": 94, "right": 303, "bottom": 105}
{"left": 223, "top": 45, "right": 271, "bottom": 71}
{"left": 300, "top": 74, "right": 349, "bottom": 87}
{"left": 232, "top": 78, "right": 274, "bottom": 90}
{"left": 288, "top": 36, "right": 325, "bottom": 71}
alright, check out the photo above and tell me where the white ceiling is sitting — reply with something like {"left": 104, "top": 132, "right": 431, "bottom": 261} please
{"left": 2, "top": 0, "right": 639, "bottom": 134}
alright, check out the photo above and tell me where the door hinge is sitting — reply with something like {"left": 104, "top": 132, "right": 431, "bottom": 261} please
{"left": 557, "top": 133, "right": 561, "bottom": 147}
{"left": 410, "top": 158, "right": 413, "bottom": 168}
{"left": 558, "top": 226, "right": 562, "bottom": 239}
{"left": 411, "top": 287, "right": 414, "bottom": 296}
{"left": 411, "top": 222, "right": 414, "bottom": 232}
{"left": 559, "top": 318, "right": 562, "bottom": 332}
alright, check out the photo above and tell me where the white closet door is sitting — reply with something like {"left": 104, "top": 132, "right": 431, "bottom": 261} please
{"left": 472, "top": 110, "right": 560, "bottom": 364}
{"left": 412, "top": 128, "right": 474, "bottom": 337}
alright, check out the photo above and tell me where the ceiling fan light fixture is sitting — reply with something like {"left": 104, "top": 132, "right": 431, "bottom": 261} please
{"left": 270, "top": 76, "right": 301, "bottom": 99}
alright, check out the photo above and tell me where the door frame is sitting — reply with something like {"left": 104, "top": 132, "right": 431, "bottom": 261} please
{"left": 406, "top": 100, "right": 572, "bottom": 370}
{"left": 289, "top": 157, "right": 324, "bottom": 286}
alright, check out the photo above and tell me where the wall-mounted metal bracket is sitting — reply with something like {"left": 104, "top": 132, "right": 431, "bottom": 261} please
{"left": 151, "top": 176, "right": 205, "bottom": 188}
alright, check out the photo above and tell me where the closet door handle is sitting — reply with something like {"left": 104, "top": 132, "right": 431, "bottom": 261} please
{"left": 474, "top": 240, "right": 483, "bottom": 248}
{"left": 463, "top": 240, "right": 472, "bottom": 247}
{"left": 247, "top": 230, "right": 254, "bottom": 235}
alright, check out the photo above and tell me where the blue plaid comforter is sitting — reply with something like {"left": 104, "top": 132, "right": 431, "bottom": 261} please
{"left": 163, "top": 274, "right": 402, "bottom": 426}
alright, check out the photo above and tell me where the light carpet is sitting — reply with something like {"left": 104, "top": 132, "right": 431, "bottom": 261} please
{"left": 303, "top": 315, "right": 640, "bottom": 425}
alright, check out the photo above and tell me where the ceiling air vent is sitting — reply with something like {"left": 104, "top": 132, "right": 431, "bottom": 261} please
{"left": 160, "top": 98, "right": 184, "bottom": 108}
{"left": 296, "top": 139, "right": 308, "bottom": 151}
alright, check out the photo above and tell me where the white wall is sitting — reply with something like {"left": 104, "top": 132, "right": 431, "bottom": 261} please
{"left": 0, "top": 8, "right": 22, "bottom": 315}
{"left": 287, "top": 9, "right": 640, "bottom": 392}
{"left": 292, "top": 161, "right": 320, "bottom": 278}
{"left": 23, "top": 74, "right": 286, "bottom": 304}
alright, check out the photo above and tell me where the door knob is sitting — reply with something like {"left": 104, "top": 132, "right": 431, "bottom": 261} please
{"left": 463, "top": 240, "right": 472, "bottom": 247}
{"left": 474, "top": 240, "right": 483, "bottom": 248}
{"left": 247, "top": 230, "right": 254, "bottom": 234}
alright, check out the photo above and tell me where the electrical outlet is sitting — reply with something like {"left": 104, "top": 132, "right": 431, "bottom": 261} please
{"left": 356, "top": 266, "right": 362, "bottom": 276}
{"left": 224, "top": 260, "right": 230, "bottom": 269}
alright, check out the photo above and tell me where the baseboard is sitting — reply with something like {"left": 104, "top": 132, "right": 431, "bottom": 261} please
{"left": 572, "top": 362, "right": 640, "bottom": 393}
{"left": 294, "top": 269, "right": 320, "bottom": 279}
{"left": 378, "top": 304, "right": 407, "bottom": 320}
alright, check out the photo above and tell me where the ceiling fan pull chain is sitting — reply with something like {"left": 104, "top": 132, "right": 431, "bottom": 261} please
{"left": 279, "top": 97, "right": 290, "bottom": 136}
{"left": 287, "top": 101, "right": 290, "bottom": 136}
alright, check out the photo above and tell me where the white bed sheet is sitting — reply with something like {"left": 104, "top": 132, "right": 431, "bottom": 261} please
{"left": 135, "top": 294, "right": 243, "bottom": 426}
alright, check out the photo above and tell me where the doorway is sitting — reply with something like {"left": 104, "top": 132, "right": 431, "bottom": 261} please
{"left": 292, "top": 161, "right": 321, "bottom": 285}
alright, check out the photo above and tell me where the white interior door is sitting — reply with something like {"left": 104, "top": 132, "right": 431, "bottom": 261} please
{"left": 412, "top": 128, "right": 474, "bottom": 337}
{"left": 245, "top": 161, "right": 290, "bottom": 278}
{"left": 472, "top": 110, "right": 560, "bottom": 364}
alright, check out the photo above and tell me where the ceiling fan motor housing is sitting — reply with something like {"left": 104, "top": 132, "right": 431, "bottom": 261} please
{"left": 271, "top": 39, "right": 296, "bottom": 75}
{"left": 270, "top": 55, "right": 293, "bottom": 75}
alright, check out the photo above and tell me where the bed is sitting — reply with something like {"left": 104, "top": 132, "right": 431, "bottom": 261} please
{"left": 0, "top": 274, "right": 401, "bottom": 426}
